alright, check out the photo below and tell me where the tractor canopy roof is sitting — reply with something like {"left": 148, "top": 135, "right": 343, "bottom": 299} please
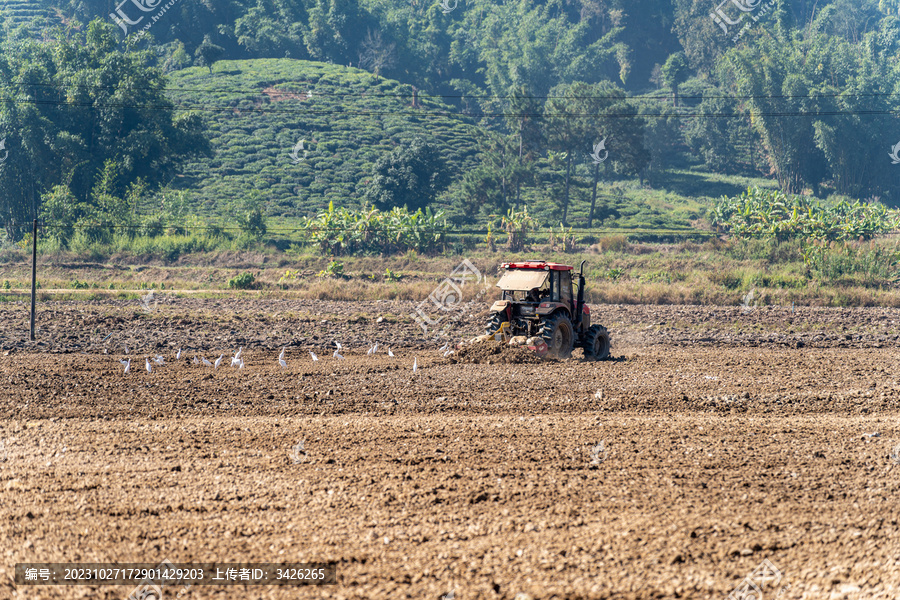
{"left": 500, "top": 260, "right": 573, "bottom": 271}
{"left": 495, "top": 268, "right": 550, "bottom": 291}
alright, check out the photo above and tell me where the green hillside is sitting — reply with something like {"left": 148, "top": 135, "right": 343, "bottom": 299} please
{"left": 0, "top": 0, "right": 57, "bottom": 30}
{"left": 165, "top": 59, "right": 482, "bottom": 220}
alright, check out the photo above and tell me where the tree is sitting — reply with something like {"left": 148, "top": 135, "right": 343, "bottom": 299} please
{"left": 544, "top": 81, "right": 648, "bottom": 225}
{"left": 195, "top": 36, "right": 226, "bottom": 73}
{"left": 0, "top": 19, "right": 211, "bottom": 240}
{"left": 357, "top": 29, "right": 396, "bottom": 79}
{"left": 660, "top": 51, "right": 690, "bottom": 106}
{"left": 240, "top": 206, "right": 268, "bottom": 239}
{"left": 363, "top": 138, "right": 449, "bottom": 212}
{"left": 719, "top": 14, "right": 900, "bottom": 199}
{"left": 455, "top": 133, "right": 532, "bottom": 219}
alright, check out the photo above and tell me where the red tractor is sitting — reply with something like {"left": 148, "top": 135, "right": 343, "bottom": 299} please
{"left": 486, "top": 260, "right": 610, "bottom": 359}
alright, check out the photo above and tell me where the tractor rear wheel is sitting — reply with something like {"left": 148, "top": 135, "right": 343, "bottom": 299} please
{"left": 485, "top": 312, "right": 507, "bottom": 336}
{"left": 539, "top": 313, "right": 574, "bottom": 359}
{"left": 583, "top": 325, "right": 610, "bottom": 360}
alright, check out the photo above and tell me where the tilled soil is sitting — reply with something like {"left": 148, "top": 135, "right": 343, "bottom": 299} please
{"left": 1, "top": 299, "right": 900, "bottom": 599}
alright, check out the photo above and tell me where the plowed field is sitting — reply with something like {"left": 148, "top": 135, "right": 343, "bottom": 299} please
{"left": 1, "top": 298, "right": 899, "bottom": 600}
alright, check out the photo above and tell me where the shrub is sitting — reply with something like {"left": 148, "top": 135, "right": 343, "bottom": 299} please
{"left": 596, "top": 234, "right": 631, "bottom": 253}
{"left": 317, "top": 261, "right": 345, "bottom": 278}
{"left": 228, "top": 272, "right": 257, "bottom": 289}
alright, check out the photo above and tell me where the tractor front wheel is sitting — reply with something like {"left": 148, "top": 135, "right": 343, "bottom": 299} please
{"left": 539, "top": 313, "right": 574, "bottom": 359}
{"left": 583, "top": 324, "right": 610, "bottom": 360}
{"left": 485, "top": 312, "right": 507, "bottom": 336}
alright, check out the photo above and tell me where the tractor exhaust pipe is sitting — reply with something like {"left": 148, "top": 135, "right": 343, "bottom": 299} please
{"left": 575, "top": 260, "right": 586, "bottom": 327}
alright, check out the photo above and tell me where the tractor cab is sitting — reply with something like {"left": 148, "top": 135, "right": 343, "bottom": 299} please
{"left": 487, "top": 260, "right": 609, "bottom": 359}
{"left": 495, "top": 261, "right": 574, "bottom": 313}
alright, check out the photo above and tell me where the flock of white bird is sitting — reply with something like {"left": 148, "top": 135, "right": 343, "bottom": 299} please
{"left": 117, "top": 342, "right": 420, "bottom": 374}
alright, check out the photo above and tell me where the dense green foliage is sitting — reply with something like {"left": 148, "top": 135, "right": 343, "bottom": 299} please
{"left": 0, "top": 20, "right": 210, "bottom": 240}
{"left": 1, "top": 0, "right": 899, "bottom": 245}
{"left": 302, "top": 201, "right": 449, "bottom": 255}
{"left": 712, "top": 187, "right": 900, "bottom": 242}
{"left": 363, "top": 137, "right": 450, "bottom": 211}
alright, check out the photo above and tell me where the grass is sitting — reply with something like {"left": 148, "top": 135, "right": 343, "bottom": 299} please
{"left": 2, "top": 236, "right": 900, "bottom": 307}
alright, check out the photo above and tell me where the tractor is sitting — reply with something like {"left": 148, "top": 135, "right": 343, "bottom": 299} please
{"left": 485, "top": 260, "right": 610, "bottom": 359}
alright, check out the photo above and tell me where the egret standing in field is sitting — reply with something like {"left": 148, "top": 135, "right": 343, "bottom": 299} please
{"left": 214, "top": 354, "right": 224, "bottom": 369}
{"left": 413, "top": 357, "right": 417, "bottom": 373}
{"left": 145, "top": 358, "right": 152, "bottom": 373}
{"left": 310, "top": 351, "right": 318, "bottom": 361}
{"left": 119, "top": 359, "right": 130, "bottom": 374}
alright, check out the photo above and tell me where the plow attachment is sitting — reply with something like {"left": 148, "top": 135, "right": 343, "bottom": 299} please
{"left": 457, "top": 321, "right": 549, "bottom": 358}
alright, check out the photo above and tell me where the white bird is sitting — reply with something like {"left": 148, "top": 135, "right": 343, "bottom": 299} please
{"left": 334, "top": 351, "right": 345, "bottom": 360}
{"left": 119, "top": 359, "right": 130, "bottom": 374}
{"left": 239, "top": 358, "right": 244, "bottom": 369}
{"left": 387, "top": 348, "right": 394, "bottom": 357}
{"left": 279, "top": 347, "right": 286, "bottom": 361}
{"left": 201, "top": 357, "right": 213, "bottom": 367}
{"left": 310, "top": 351, "right": 318, "bottom": 361}
{"left": 231, "top": 356, "right": 241, "bottom": 367}
{"left": 413, "top": 357, "right": 418, "bottom": 373}
{"left": 154, "top": 355, "right": 165, "bottom": 365}
{"left": 443, "top": 350, "right": 452, "bottom": 357}
{"left": 176, "top": 348, "right": 182, "bottom": 360}
{"left": 235, "top": 347, "right": 243, "bottom": 360}
{"left": 124, "top": 346, "right": 129, "bottom": 355}
{"left": 439, "top": 342, "right": 448, "bottom": 353}
{"left": 279, "top": 356, "right": 287, "bottom": 369}
{"left": 367, "top": 344, "right": 373, "bottom": 355}
{"left": 333, "top": 343, "right": 344, "bottom": 359}
{"left": 214, "top": 354, "right": 224, "bottom": 369}
{"left": 192, "top": 356, "right": 199, "bottom": 365}
{"left": 145, "top": 358, "right": 152, "bottom": 373}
